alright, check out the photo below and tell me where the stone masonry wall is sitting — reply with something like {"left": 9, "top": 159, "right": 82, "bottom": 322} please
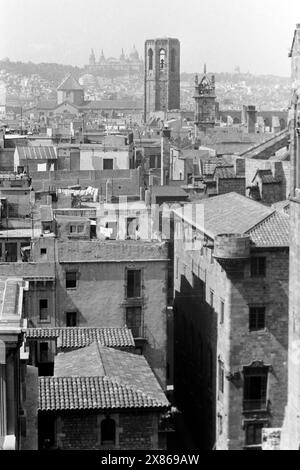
{"left": 173, "top": 215, "right": 289, "bottom": 450}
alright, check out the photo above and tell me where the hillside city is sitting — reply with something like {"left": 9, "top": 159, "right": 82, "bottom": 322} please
{"left": 1, "top": 22, "right": 300, "bottom": 453}
{"left": 0, "top": 57, "right": 291, "bottom": 115}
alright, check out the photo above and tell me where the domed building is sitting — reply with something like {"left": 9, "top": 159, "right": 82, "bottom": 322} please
{"left": 86, "top": 47, "right": 143, "bottom": 77}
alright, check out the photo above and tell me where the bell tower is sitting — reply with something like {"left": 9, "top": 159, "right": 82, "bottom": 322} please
{"left": 194, "top": 64, "right": 216, "bottom": 135}
{"left": 144, "top": 38, "right": 180, "bottom": 122}
{"left": 280, "top": 23, "right": 300, "bottom": 450}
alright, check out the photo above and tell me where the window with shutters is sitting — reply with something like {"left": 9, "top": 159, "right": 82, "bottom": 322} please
{"left": 66, "top": 312, "right": 77, "bottom": 327}
{"left": 66, "top": 271, "right": 77, "bottom": 289}
{"left": 39, "top": 299, "right": 49, "bottom": 321}
{"left": 126, "top": 269, "right": 141, "bottom": 298}
{"left": 244, "top": 422, "right": 265, "bottom": 450}
{"left": 243, "top": 366, "right": 268, "bottom": 411}
{"left": 126, "top": 306, "right": 143, "bottom": 338}
{"left": 250, "top": 257, "right": 266, "bottom": 277}
{"left": 249, "top": 306, "right": 265, "bottom": 331}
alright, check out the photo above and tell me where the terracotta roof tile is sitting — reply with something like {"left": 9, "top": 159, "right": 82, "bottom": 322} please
{"left": 25, "top": 327, "right": 135, "bottom": 348}
{"left": 39, "top": 376, "right": 168, "bottom": 411}
{"left": 17, "top": 146, "right": 57, "bottom": 160}
{"left": 247, "top": 211, "right": 289, "bottom": 247}
{"left": 39, "top": 344, "right": 169, "bottom": 411}
{"left": 174, "top": 193, "right": 273, "bottom": 239}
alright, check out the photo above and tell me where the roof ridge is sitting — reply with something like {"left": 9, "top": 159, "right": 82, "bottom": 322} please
{"left": 246, "top": 210, "right": 276, "bottom": 234}
{"left": 95, "top": 340, "right": 106, "bottom": 375}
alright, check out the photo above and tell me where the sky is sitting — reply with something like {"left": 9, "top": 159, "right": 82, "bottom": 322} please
{"left": 0, "top": 0, "right": 299, "bottom": 76}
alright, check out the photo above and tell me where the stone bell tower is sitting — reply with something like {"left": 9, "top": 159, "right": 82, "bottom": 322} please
{"left": 194, "top": 64, "right": 216, "bottom": 135}
{"left": 144, "top": 38, "right": 180, "bottom": 122}
{"left": 280, "top": 23, "right": 300, "bottom": 450}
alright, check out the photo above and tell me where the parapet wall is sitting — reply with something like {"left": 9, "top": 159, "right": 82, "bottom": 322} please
{"left": 214, "top": 233, "right": 251, "bottom": 259}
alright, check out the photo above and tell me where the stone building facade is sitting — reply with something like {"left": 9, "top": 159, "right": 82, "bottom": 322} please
{"left": 144, "top": 38, "right": 180, "bottom": 122}
{"left": 173, "top": 193, "right": 289, "bottom": 449}
{"left": 280, "top": 23, "right": 300, "bottom": 450}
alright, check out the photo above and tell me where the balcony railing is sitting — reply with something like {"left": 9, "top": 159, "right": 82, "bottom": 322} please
{"left": 243, "top": 399, "right": 268, "bottom": 412}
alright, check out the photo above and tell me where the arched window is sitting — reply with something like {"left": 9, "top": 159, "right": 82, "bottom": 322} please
{"left": 159, "top": 49, "right": 166, "bottom": 70}
{"left": 148, "top": 48, "right": 153, "bottom": 70}
{"left": 101, "top": 417, "right": 116, "bottom": 446}
{"left": 171, "top": 48, "right": 176, "bottom": 72}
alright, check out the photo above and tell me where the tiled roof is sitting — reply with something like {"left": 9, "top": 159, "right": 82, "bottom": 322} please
{"left": 253, "top": 169, "right": 281, "bottom": 184}
{"left": 57, "top": 74, "right": 83, "bottom": 91}
{"left": 272, "top": 200, "right": 289, "bottom": 213}
{"left": 39, "top": 376, "right": 168, "bottom": 411}
{"left": 17, "top": 146, "right": 57, "bottom": 160}
{"left": 214, "top": 166, "right": 236, "bottom": 179}
{"left": 247, "top": 211, "right": 289, "bottom": 247}
{"left": 39, "top": 343, "right": 169, "bottom": 411}
{"left": 25, "top": 327, "right": 135, "bottom": 349}
{"left": 151, "top": 186, "right": 188, "bottom": 198}
{"left": 174, "top": 192, "right": 273, "bottom": 239}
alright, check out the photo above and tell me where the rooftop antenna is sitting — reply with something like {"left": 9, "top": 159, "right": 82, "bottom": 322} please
{"left": 204, "top": 63, "right": 207, "bottom": 74}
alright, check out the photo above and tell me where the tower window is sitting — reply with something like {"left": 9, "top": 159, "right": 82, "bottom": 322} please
{"left": 159, "top": 49, "right": 166, "bottom": 70}
{"left": 148, "top": 48, "right": 153, "bottom": 70}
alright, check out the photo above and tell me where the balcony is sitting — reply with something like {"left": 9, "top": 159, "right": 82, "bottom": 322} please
{"left": 243, "top": 399, "right": 268, "bottom": 412}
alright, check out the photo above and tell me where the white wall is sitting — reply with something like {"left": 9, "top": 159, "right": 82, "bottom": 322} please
{"left": 79, "top": 149, "right": 129, "bottom": 170}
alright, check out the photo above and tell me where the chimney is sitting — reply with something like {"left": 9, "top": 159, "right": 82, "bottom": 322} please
{"left": 271, "top": 161, "right": 282, "bottom": 181}
{"left": 247, "top": 105, "right": 257, "bottom": 133}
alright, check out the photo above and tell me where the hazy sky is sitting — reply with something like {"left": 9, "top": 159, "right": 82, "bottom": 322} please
{"left": 0, "top": 0, "right": 299, "bottom": 76}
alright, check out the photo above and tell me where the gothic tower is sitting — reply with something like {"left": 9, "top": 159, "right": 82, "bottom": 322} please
{"left": 89, "top": 49, "right": 96, "bottom": 66}
{"left": 280, "top": 23, "right": 300, "bottom": 450}
{"left": 144, "top": 38, "right": 180, "bottom": 122}
{"left": 194, "top": 65, "right": 216, "bottom": 134}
